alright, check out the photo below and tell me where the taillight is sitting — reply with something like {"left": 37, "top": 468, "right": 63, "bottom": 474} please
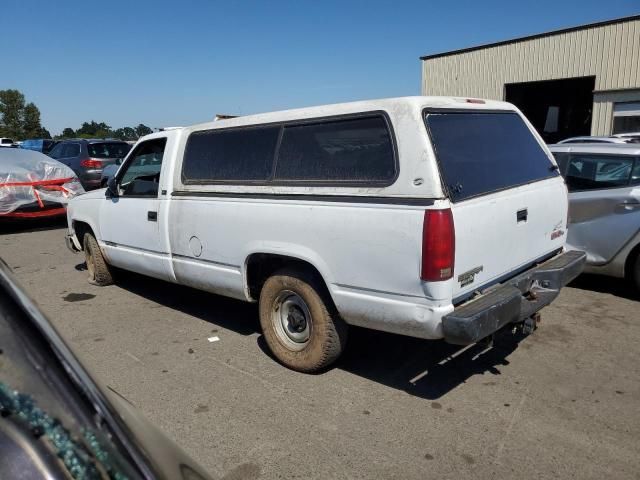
{"left": 421, "top": 208, "right": 455, "bottom": 281}
{"left": 80, "top": 158, "right": 103, "bottom": 168}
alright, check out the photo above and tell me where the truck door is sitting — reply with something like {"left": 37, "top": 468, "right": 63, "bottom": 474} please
{"left": 99, "top": 137, "right": 172, "bottom": 281}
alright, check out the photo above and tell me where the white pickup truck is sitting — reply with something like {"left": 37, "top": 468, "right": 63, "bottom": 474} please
{"left": 65, "top": 96, "right": 585, "bottom": 372}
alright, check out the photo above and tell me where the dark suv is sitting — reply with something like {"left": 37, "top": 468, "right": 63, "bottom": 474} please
{"left": 48, "top": 139, "right": 131, "bottom": 190}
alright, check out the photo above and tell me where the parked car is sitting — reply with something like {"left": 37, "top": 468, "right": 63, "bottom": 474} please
{"left": 557, "top": 135, "right": 640, "bottom": 144}
{"left": 0, "top": 138, "right": 16, "bottom": 148}
{"left": 65, "top": 96, "right": 585, "bottom": 372}
{"left": 20, "top": 138, "right": 58, "bottom": 154}
{"left": 48, "top": 139, "right": 131, "bottom": 190}
{"left": 549, "top": 143, "right": 640, "bottom": 291}
{"left": 0, "top": 148, "right": 84, "bottom": 218}
{"left": 613, "top": 132, "right": 640, "bottom": 143}
{"left": 0, "top": 259, "right": 215, "bottom": 480}
{"left": 614, "top": 132, "right": 640, "bottom": 138}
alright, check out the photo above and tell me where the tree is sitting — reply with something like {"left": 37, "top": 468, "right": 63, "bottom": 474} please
{"left": 62, "top": 127, "right": 76, "bottom": 138}
{"left": 112, "top": 126, "right": 137, "bottom": 140}
{"left": 37, "top": 127, "right": 52, "bottom": 139}
{"left": 135, "top": 123, "right": 152, "bottom": 137}
{"left": 0, "top": 89, "right": 26, "bottom": 138}
{"left": 23, "top": 102, "right": 43, "bottom": 138}
{"left": 122, "top": 126, "right": 137, "bottom": 140}
{"left": 0, "top": 89, "right": 50, "bottom": 139}
{"left": 76, "top": 121, "right": 112, "bottom": 137}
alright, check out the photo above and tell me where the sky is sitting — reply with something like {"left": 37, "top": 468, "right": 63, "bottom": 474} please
{"left": 1, "top": 0, "right": 638, "bottom": 135}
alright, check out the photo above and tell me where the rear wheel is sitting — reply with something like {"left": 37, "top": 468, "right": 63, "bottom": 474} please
{"left": 83, "top": 233, "right": 113, "bottom": 286}
{"left": 259, "top": 268, "right": 347, "bottom": 373}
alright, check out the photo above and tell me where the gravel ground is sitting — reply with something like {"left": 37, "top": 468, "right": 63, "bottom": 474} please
{"left": 1, "top": 219, "right": 639, "bottom": 480}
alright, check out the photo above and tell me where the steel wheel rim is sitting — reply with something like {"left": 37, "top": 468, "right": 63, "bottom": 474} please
{"left": 271, "top": 290, "right": 311, "bottom": 351}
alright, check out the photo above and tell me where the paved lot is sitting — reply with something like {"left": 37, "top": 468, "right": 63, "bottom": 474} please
{"left": 1, "top": 220, "right": 639, "bottom": 480}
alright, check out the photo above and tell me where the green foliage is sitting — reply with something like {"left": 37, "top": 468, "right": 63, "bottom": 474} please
{"left": 2, "top": 88, "right": 154, "bottom": 141}
{"left": 60, "top": 122, "right": 152, "bottom": 141}
{"left": 0, "top": 89, "right": 27, "bottom": 138}
{"left": 76, "top": 121, "right": 111, "bottom": 137}
{"left": 23, "top": 102, "right": 43, "bottom": 138}
{"left": 135, "top": 123, "right": 152, "bottom": 137}
{"left": 0, "top": 89, "right": 50, "bottom": 140}
{"left": 113, "top": 126, "right": 137, "bottom": 141}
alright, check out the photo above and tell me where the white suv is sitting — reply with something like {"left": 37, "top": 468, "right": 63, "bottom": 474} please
{"left": 65, "top": 96, "right": 585, "bottom": 372}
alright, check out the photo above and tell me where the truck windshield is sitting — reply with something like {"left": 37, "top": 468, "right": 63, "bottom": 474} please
{"left": 425, "top": 111, "right": 557, "bottom": 202}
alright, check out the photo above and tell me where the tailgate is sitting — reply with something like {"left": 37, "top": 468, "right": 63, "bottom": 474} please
{"left": 451, "top": 178, "right": 567, "bottom": 299}
{"left": 424, "top": 110, "right": 567, "bottom": 300}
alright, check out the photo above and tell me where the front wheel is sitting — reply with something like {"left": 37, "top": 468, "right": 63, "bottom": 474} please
{"left": 83, "top": 232, "right": 113, "bottom": 286}
{"left": 259, "top": 268, "right": 348, "bottom": 373}
{"left": 633, "top": 253, "right": 640, "bottom": 294}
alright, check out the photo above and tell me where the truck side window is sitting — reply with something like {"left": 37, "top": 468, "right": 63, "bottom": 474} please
{"left": 183, "top": 126, "right": 280, "bottom": 182}
{"left": 118, "top": 138, "right": 167, "bottom": 197}
{"left": 275, "top": 116, "right": 395, "bottom": 183}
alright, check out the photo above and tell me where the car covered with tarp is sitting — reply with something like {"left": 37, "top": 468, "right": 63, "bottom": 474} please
{"left": 0, "top": 148, "right": 85, "bottom": 218}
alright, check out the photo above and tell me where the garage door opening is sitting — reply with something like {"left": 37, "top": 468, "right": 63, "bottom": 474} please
{"left": 505, "top": 76, "right": 595, "bottom": 144}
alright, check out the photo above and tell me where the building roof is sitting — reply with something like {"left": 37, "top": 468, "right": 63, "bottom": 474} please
{"left": 420, "top": 14, "right": 640, "bottom": 60}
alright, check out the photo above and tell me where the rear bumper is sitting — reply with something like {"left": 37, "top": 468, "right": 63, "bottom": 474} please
{"left": 442, "top": 250, "right": 586, "bottom": 345}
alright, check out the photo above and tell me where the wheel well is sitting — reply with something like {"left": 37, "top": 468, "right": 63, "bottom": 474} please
{"left": 624, "top": 242, "right": 640, "bottom": 280}
{"left": 245, "top": 253, "right": 329, "bottom": 301}
{"left": 73, "top": 221, "right": 93, "bottom": 250}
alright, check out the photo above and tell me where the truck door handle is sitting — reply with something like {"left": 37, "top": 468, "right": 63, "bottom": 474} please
{"left": 517, "top": 208, "right": 528, "bottom": 222}
{"left": 147, "top": 211, "right": 157, "bottom": 222}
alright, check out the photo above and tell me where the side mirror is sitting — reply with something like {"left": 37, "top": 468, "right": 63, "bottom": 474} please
{"left": 106, "top": 176, "right": 119, "bottom": 198}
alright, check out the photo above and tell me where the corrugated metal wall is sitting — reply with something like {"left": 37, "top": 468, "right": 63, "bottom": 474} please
{"left": 421, "top": 17, "right": 640, "bottom": 134}
{"left": 592, "top": 89, "right": 640, "bottom": 135}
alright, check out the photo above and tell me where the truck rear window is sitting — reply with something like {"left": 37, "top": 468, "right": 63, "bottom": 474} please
{"left": 425, "top": 112, "right": 558, "bottom": 202}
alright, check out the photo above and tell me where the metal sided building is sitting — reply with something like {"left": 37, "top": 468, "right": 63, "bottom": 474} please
{"left": 421, "top": 15, "right": 640, "bottom": 143}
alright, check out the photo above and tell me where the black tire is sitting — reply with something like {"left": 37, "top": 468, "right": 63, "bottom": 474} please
{"left": 83, "top": 232, "right": 113, "bottom": 286}
{"left": 259, "top": 268, "right": 348, "bottom": 373}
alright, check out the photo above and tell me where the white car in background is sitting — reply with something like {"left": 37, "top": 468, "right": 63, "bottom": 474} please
{"left": 0, "top": 138, "right": 16, "bottom": 148}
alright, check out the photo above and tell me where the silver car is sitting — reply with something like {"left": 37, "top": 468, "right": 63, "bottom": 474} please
{"left": 549, "top": 144, "right": 640, "bottom": 292}
{"left": 557, "top": 135, "right": 640, "bottom": 144}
